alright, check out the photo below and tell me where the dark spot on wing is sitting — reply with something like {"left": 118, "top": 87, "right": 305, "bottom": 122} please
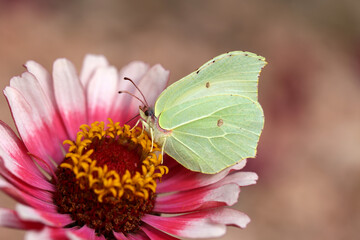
{"left": 212, "top": 60, "right": 215, "bottom": 63}
{"left": 217, "top": 119, "right": 223, "bottom": 127}
{"left": 206, "top": 82, "right": 210, "bottom": 88}
{"left": 196, "top": 70, "right": 200, "bottom": 74}
{"left": 245, "top": 53, "right": 248, "bottom": 56}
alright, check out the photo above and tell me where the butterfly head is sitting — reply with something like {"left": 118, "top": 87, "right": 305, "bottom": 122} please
{"left": 139, "top": 105, "right": 157, "bottom": 128}
{"left": 144, "top": 108, "right": 155, "bottom": 118}
{"left": 139, "top": 105, "right": 154, "bottom": 118}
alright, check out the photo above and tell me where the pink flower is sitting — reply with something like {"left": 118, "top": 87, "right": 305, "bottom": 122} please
{"left": 0, "top": 55, "right": 258, "bottom": 239}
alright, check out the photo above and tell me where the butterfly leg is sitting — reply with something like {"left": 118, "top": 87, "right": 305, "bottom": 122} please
{"left": 130, "top": 119, "right": 141, "bottom": 131}
{"left": 137, "top": 120, "right": 146, "bottom": 136}
{"left": 160, "top": 138, "right": 166, "bottom": 164}
{"left": 150, "top": 127, "right": 154, "bottom": 152}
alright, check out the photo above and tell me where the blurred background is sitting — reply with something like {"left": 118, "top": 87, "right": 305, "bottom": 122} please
{"left": 0, "top": 0, "right": 359, "bottom": 239}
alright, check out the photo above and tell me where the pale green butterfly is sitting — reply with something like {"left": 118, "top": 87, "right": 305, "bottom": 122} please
{"left": 139, "top": 51, "right": 266, "bottom": 174}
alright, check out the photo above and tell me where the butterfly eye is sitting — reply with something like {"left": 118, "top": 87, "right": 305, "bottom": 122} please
{"left": 144, "top": 109, "right": 154, "bottom": 117}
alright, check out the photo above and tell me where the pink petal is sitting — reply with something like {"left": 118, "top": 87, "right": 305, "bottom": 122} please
{"left": 132, "top": 64, "right": 169, "bottom": 107}
{"left": 126, "top": 232, "right": 148, "bottom": 240}
{"left": 154, "top": 183, "right": 240, "bottom": 213}
{"left": 113, "top": 229, "right": 149, "bottom": 240}
{"left": 25, "top": 227, "right": 70, "bottom": 240}
{"left": 118, "top": 64, "right": 169, "bottom": 125}
{"left": 0, "top": 208, "right": 43, "bottom": 230}
{"left": 115, "top": 61, "right": 151, "bottom": 124}
{"left": 80, "top": 54, "right": 109, "bottom": 88}
{"left": 12, "top": 67, "right": 69, "bottom": 164}
{"left": 86, "top": 66, "right": 120, "bottom": 123}
{"left": 16, "top": 204, "right": 73, "bottom": 228}
{"left": 4, "top": 84, "right": 65, "bottom": 170}
{"left": 113, "top": 231, "right": 128, "bottom": 240}
{"left": 11, "top": 186, "right": 58, "bottom": 213}
{"left": 53, "top": 58, "right": 87, "bottom": 140}
{"left": 214, "top": 171, "right": 258, "bottom": 187}
{"left": 0, "top": 121, "right": 54, "bottom": 190}
{"left": 114, "top": 62, "right": 169, "bottom": 125}
{"left": 0, "top": 176, "right": 52, "bottom": 205}
{"left": 25, "top": 60, "right": 56, "bottom": 104}
{"left": 21, "top": 61, "right": 68, "bottom": 155}
{"left": 68, "top": 225, "right": 105, "bottom": 240}
{"left": 119, "top": 61, "right": 150, "bottom": 84}
{"left": 24, "top": 62, "right": 69, "bottom": 163}
{"left": 66, "top": 232, "right": 84, "bottom": 240}
{"left": 142, "top": 208, "right": 250, "bottom": 238}
{"left": 141, "top": 224, "right": 179, "bottom": 240}
{"left": 5, "top": 187, "right": 59, "bottom": 213}
{"left": 157, "top": 158, "right": 247, "bottom": 193}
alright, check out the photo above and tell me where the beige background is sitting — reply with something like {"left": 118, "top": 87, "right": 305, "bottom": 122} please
{"left": 1, "top": 0, "right": 360, "bottom": 239}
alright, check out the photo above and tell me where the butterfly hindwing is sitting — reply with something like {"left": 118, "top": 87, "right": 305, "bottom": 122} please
{"left": 159, "top": 94, "right": 264, "bottom": 173}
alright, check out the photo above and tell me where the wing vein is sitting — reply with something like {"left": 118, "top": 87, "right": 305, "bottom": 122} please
{"left": 169, "top": 103, "right": 243, "bottom": 129}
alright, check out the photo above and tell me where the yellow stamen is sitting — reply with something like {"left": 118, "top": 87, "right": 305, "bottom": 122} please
{"left": 60, "top": 118, "right": 168, "bottom": 202}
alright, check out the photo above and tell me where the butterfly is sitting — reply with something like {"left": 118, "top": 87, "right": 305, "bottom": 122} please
{"left": 139, "top": 51, "right": 266, "bottom": 174}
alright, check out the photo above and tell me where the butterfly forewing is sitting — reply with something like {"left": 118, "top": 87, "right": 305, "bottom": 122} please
{"left": 154, "top": 51, "right": 266, "bottom": 116}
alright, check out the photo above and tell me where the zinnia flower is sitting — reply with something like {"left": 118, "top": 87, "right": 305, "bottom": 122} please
{"left": 0, "top": 55, "right": 258, "bottom": 239}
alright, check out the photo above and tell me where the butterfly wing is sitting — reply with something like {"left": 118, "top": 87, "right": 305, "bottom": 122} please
{"left": 154, "top": 51, "right": 266, "bottom": 115}
{"left": 151, "top": 51, "right": 266, "bottom": 173}
{"left": 159, "top": 94, "right": 264, "bottom": 173}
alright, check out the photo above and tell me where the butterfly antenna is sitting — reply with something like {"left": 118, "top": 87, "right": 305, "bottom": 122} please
{"left": 123, "top": 77, "right": 149, "bottom": 107}
{"left": 118, "top": 90, "right": 147, "bottom": 107}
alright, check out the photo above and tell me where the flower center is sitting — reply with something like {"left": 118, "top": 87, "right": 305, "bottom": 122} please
{"left": 52, "top": 119, "right": 168, "bottom": 239}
